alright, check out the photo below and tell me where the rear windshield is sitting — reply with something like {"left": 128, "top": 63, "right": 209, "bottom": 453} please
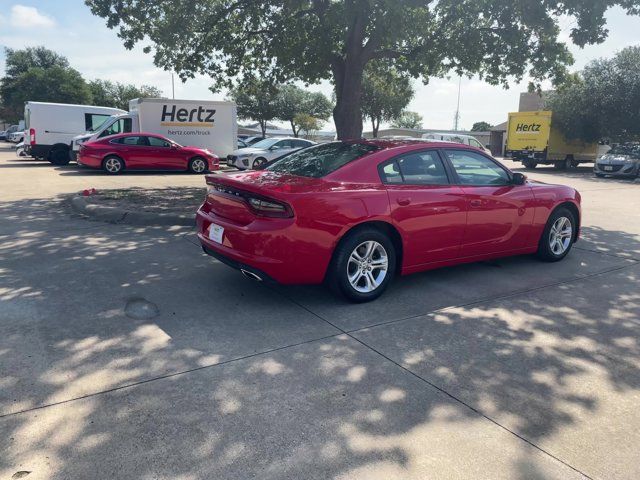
{"left": 266, "top": 142, "right": 380, "bottom": 178}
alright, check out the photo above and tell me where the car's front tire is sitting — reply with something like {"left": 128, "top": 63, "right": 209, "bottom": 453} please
{"left": 328, "top": 227, "right": 396, "bottom": 303}
{"left": 102, "top": 155, "right": 124, "bottom": 175}
{"left": 188, "top": 156, "right": 208, "bottom": 173}
{"left": 48, "top": 145, "right": 71, "bottom": 165}
{"left": 536, "top": 207, "right": 576, "bottom": 262}
{"left": 252, "top": 157, "right": 267, "bottom": 169}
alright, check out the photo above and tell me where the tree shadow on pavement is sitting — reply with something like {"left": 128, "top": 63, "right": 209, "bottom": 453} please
{"left": 0, "top": 195, "right": 638, "bottom": 479}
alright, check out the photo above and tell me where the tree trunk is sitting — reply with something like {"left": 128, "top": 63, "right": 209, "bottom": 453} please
{"left": 333, "top": 60, "right": 364, "bottom": 140}
{"left": 290, "top": 120, "right": 299, "bottom": 137}
{"left": 259, "top": 119, "right": 267, "bottom": 137}
{"left": 372, "top": 118, "right": 379, "bottom": 138}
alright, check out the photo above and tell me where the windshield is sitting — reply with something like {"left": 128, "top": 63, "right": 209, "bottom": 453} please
{"left": 89, "top": 115, "right": 115, "bottom": 132}
{"left": 265, "top": 142, "right": 380, "bottom": 178}
{"left": 609, "top": 144, "right": 640, "bottom": 156}
{"left": 251, "top": 138, "right": 281, "bottom": 149}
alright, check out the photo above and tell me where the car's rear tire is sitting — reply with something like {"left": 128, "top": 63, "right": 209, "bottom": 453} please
{"left": 102, "top": 155, "right": 124, "bottom": 175}
{"left": 252, "top": 157, "right": 267, "bottom": 169}
{"left": 536, "top": 207, "right": 576, "bottom": 262}
{"left": 188, "top": 156, "right": 208, "bottom": 173}
{"left": 48, "top": 145, "right": 71, "bottom": 165}
{"left": 523, "top": 159, "right": 537, "bottom": 169}
{"left": 328, "top": 227, "right": 396, "bottom": 303}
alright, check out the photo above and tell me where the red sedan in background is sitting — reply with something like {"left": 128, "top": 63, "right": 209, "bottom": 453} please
{"left": 196, "top": 140, "right": 581, "bottom": 302}
{"left": 78, "top": 133, "right": 219, "bottom": 174}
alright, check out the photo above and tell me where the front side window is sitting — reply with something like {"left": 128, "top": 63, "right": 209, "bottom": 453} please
{"left": 147, "top": 136, "right": 171, "bottom": 147}
{"left": 445, "top": 150, "right": 510, "bottom": 185}
{"left": 380, "top": 151, "right": 449, "bottom": 185}
{"left": 470, "top": 139, "right": 483, "bottom": 149}
{"left": 266, "top": 142, "right": 380, "bottom": 178}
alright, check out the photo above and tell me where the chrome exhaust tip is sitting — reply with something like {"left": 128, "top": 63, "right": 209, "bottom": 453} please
{"left": 240, "top": 269, "right": 262, "bottom": 281}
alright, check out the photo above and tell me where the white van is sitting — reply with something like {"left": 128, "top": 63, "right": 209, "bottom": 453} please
{"left": 421, "top": 132, "right": 489, "bottom": 153}
{"left": 25, "top": 102, "right": 126, "bottom": 164}
{"left": 72, "top": 98, "right": 238, "bottom": 158}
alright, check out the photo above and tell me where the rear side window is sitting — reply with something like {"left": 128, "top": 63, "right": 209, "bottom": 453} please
{"left": 120, "top": 136, "right": 147, "bottom": 146}
{"left": 380, "top": 151, "right": 449, "bottom": 185}
{"left": 266, "top": 142, "right": 380, "bottom": 178}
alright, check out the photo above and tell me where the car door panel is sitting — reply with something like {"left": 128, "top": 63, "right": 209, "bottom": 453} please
{"left": 461, "top": 185, "right": 534, "bottom": 256}
{"left": 443, "top": 148, "right": 535, "bottom": 257}
{"left": 381, "top": 150, "right": 467, "bottom": 267}
{"left": 388, "top": 185, "right": 467, "bottom": 266}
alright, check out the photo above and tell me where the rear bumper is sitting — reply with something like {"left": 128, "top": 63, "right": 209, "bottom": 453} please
{"left": 201, "top": 245, "right": 276, "bottom": 283}
{"left": 196, "top": 207, "right": 331, "bottom": 285}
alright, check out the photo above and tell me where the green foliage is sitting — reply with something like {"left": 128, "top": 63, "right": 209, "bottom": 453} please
{"left": 471, "top": 121, "right": 493, "bottom": 132}
{"left": 391, "top": 111, "right": 423, "bottom": 130}
{"left": 294, "top": 113, "right": 322, "bottom": 136}
{"left": 227, "top": 77, "right": 280, "bottom": 136}
{"left": 546, "top": 46, "right": 640, "bottom": 142}
{"left": 362, "top": 63, "right": 413, "bottom": 137}
{"left": 89, "top": 80, "right": 163, "bottom": 111}
{"left": 85, "top": 0, "right": 640, "bottom": 138}
{"left": 276, "top": 85, "right": 332, "bottom": 136}
{"left": 0, "top": 47, "right": 91, "bottom": 122}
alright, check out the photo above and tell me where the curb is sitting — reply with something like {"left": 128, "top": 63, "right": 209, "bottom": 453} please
{"left": 70, "top": 196, "right": 195, "bottom": 227}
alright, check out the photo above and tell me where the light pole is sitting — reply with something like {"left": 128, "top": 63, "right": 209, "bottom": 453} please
{"left": 453, "top": 76, "right": 461, "bottom": 131}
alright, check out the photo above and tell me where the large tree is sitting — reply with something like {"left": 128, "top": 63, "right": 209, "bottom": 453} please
{"left": 228, "top": 76, "right": 280, "bottom": 136}
{"left": 471, "top": 121, "right": 493, "bottom": 132}
{"left": 546, "top": 46, "right": 640, "bottom": 142}
{"left": 89, "top": 79, "right": 163, "bottom": 110}
{"left": 276, "top": 85, "right": 332, "bottom": 136}
{"left": 391, "top": 111, "right": 423, "bottom": 130}
{"left": 86, "top": 0, "right": 640, "bottom": 139}
{"left": 0, "top": 47, "right": 91, "bottom": 122}
{"left": 362, "top": 63, "right": 413, "bottom": 137}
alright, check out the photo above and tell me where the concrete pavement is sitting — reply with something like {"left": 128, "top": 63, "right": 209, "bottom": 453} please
{"left": 1, "top": 144, "right": 638, "bottom": 479}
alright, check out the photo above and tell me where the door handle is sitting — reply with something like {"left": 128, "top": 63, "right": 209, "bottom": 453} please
{"left": 396, "top": 197, "right": 411, "bottom": 206}
{"left": 470, "top": 199, "right": 482, "bottom": 208}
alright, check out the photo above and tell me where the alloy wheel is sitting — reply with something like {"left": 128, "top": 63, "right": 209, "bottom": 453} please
{"left": 347, "top": 241, "right": 389, "bottom": 293}
{"left": 549, "top": 216, "right": 572, "bottom": 255}
{"left": 192, "top": 158, "right": 206, "bottom": 173}
{"left": 105, "top": 158, "right": 121, "bottom": 173}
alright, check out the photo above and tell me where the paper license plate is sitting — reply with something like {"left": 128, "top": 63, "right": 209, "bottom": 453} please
{"left": 208, "top": 223, "right": 224, "bottom": 244}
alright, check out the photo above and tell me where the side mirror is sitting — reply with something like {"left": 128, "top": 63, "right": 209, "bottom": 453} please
{"left": 171, "top": 143, "right": 179, "bottom": 149}
{"left": 512, "top": 172, "right": 527, "bottom": 185}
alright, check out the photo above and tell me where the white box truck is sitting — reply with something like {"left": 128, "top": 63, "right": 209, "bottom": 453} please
{"left": 24, "top": 102, "right": 127, "bottom": 164}
{"left": 72, "top": 98, "right": 238, "bottom": 159}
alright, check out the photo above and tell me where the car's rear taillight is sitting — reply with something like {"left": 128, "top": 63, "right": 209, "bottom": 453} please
{"left": 206, "top": 180, "right": 293, "bottom": 218}
{"left": 29, "top": 128, "right": 35, "bottom": 145}
{"left": 246, "top": 197, "right": 292, "bottom": 218}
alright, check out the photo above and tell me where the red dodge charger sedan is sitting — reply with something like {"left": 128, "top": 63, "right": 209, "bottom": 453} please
{"left": 78, "top": 133, "right": 219, "bottom": 174}
{"left": 197, "top": 140, "right": 580, "bottom": 302}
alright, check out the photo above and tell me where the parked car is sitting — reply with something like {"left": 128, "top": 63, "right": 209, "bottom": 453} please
{"left": 243, "top": 136, "right": 266, "bottom": 146}
{"left": 197, "top": 139, "right": 581, "bottom": 302}
{"left": 0, "top": 130, "right": 6, "bottom": 141}
{"left": 3, "top": 124, "right": 20, "bottom": 142}
{"left": 594, "top": 143, "right": 640, "bottom": 178}
{"left": 78, "top": 132, "right": 219, "bottom": 174}
{"left": 422, "top": 132, "right": 490, "bottom": 154}
{"left": 8, "top": 130, "right": 24, "bottom": 143}
{"left": 237, "top": 139, "right": 248, "bottom": 149}
{"left": 226, "top": 137, "right": 316, "bottom": 170}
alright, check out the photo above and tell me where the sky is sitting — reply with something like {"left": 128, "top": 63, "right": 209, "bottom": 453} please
{"left": 1, "top": 1, "right": 639, "bottom": 131}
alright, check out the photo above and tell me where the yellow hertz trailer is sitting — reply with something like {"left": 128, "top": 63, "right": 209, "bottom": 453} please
{"left": 505, "top": 111, "right": 598, "bottom": 170}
